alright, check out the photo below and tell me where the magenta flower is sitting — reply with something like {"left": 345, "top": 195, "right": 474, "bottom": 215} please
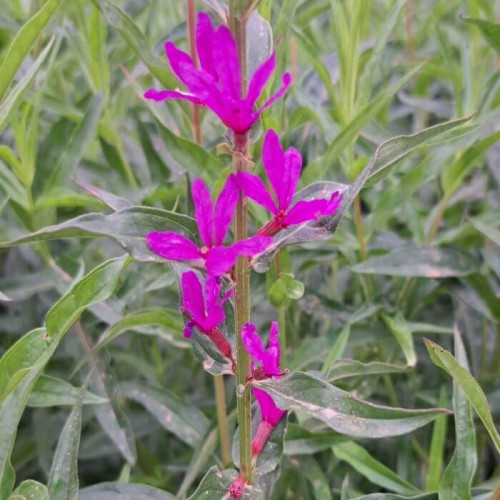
{"left": 180, "top": 271, "right": 233, "bottom": 363}
{"left": 236, "top": 129, "right": 343, "bottom": 236}
{"left": 146, "top": 175, "right": 271, "bottom": 276}
{"left": 242, "top": 321, "right": 285, "bottom": 455}
{"left": 242, "top": 321, "right": 281, "bottom": 378}
{"left": 144, "top": 12, "right": 291, "bottom": 136}
{"left": 251, "top": 387, "right": 286, "bottom": 454}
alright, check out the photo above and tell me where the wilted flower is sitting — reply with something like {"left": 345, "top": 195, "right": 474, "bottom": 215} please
{"left": 236, "top": 129, "right": 342, "bottom": 236}
{"left": 144, "top": 12, "right": 291, "bottom": 135}
{"left": 180, "top": 271, "right": 233, "bottom": 363}
{"left": 146, "top": 176, "right": 271, "bottom": 276}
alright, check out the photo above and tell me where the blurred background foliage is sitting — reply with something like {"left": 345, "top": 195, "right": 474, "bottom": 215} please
{"left": 0, "top": 0, "right": 499, "bottom": 498}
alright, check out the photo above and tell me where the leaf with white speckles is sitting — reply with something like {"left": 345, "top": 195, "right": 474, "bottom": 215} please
{"left": 255, "top": 372, "right": 449, "bottom": 438}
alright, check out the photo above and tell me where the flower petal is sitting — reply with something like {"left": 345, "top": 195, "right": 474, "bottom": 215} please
{"left": 191, "top": 178, "right": 214, "bottom": 247}
{"left": 236, "top": 172, "right": 277, "bottom": 214}
{"left": 213, "top": 25, "right": 241, "bottom": 99}
{"left": 246, "top": 52, "right": 276, "bottom": 106}
{"left": 253, "top": 387, "right": 285, "bottom": 426}
{"left": 181, "top": 271, "right": 205, "bottom": 322}
{"left": 204, "top": 245, "right": 240, "bottom": 276}
{"left": 196, "top": 12, "right": 217, "bottom": 79}
{"left": 227, "top": 236, "right": 272, "bottom": 257}
{"left": 280, "top": 147, "right": 302, "bottom": 210}
{"left": 283, "top": 191, "right": 342, "bottom": 226}
{"left": 262, "top": 129, "right": 286, "bottom": 205}
{"left": 254, "top": 72, "right": 292, "bottom": 116}
{"left": 146, "top": 231, "right": 201, "bottom": 260}
{"left": 242, "top": 322, "right": 267, "bottom": 361}
{"left": 204, "top": 274, "right": 225, "bottom": 326}
{"left": 164, "top": 41, "right": 195, "bottom": 84}
{"left": 214, "top": 174, "right": 239, "bottom": 245}
{"left": 143, "top": 88, "right": 204, "bottom": 105}
{"left": 183, "top": 320, "right": 196, "bottom": 338}
{"left": 268, "top": 320, "right": 280, "bottom": 362}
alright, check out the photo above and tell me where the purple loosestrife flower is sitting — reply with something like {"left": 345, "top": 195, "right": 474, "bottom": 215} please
{"left": 144, "top": 12, "right": 291, "bottom": 136}
{"left": 146, "top": 175, "right": 271, "bottom": 276}
{"left": 236, "top": 129, "right": 343, "bottom": 236}
{"left": 242, "top": 321, "right": 286, "bottom": 455}
{"left": 180, "top": 271, "right": 234, "bottom": 364}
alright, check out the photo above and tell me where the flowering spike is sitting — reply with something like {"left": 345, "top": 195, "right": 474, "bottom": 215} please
{"left": 144, "top": 12, "right": 291, "bottom": 135}
{"left": 236, "top": 129, "right": 343, "bottom": 236}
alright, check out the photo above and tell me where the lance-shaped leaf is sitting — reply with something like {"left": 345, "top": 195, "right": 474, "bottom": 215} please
{"left": 424, "top": 337, "right": 499, "bottom": 453}
{"left": 439, "top": 329, "right": 477, "bottom": 499}
{"left": 0, "top": 0, "right": 64, "bottom": 98}
{"left": 332, "top": 441, "right": 420, "bottom": 495}
{"left": 0, "top": 257, "right": 129, "bottom": 496}
{"left": 187, "top": 466, "right": 238, "bottom": 500}
{"left": 28, "top": 375, "right": 107, "bottom": 407}
{"left": 0, "top": 207, "right": 196, "bottom": 262}
{"left": 382, "top": 313, "right": 417, "bottom": 367}
{"left": 327, "top": 360, "right": 409, "bottom": 382}
{"left": 0, "top": 37, "right": 56, "bottom": 134}
{"left": 352, "top": 246, "right": 477, "bottom": 277}
{"left": 255, "top": 372, "right": 449, "bottom": 438}
{"left": 121, "top": 382, "right": 210, "bottom": 448}
{"left": 48, "top": 390, "right": 84, "bottom": 500}
{"left": 253, "top": 115, "right": 473, "bottom": 271}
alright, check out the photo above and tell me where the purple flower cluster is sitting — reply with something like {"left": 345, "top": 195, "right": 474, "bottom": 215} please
{"left": 144, "top": 11, "right": 343, "bottom": 490}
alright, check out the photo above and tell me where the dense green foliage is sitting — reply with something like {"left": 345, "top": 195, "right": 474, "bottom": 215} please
{"left": 0, "top": 0, "right": 499, "bottom": 498}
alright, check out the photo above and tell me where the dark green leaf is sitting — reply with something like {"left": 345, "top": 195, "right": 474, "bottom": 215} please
{"left": 78, "top": 483, "right": 175, "bottom": 499}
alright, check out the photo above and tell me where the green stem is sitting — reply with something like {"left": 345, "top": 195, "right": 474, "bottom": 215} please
{"left": 230, "top": 6, "right": 252, "bottom": 484}
{"left": 278, "top": 306, "right": 287, "bottom": 367}
{"left": 214, "top": 374, "right": 231, "bottom": 466}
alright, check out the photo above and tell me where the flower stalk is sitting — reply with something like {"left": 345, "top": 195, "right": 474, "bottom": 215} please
{"left": 229, "top": 4, "right": 252, "bottom": 484}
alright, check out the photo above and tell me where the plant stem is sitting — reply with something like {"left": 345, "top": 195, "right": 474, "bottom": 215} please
{"left": 186, "top": 0, "right": 202, "bottom": 145}
{"left": 214, "top": 374, "right": 231, "bottom": 466}
{"left": 229, "top": 6, "right": 252, "bottom": 484}
{"left": 353, "top": 195, "right": 372, "bottom": 297}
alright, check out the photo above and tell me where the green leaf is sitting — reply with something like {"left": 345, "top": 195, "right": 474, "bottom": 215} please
{"left": 322, "top": 324, "right": 351, "bottom": 373}
{"left": 327, "top": 360, "right": 409, "bottom": 382}
{"left": 462, "top": 17, "right": 500, "bottom": 53}
{"left": 284, "top": 424, "right": 348, "bottom": 455}
{"left": 470, "top": 217, "right": 500, "bottom": 247}
{"left": 424, "top": 338, "right": 500, "bottom": 453}
{"left": 48, "top": 389, "right": 84, "bottom": 500}
{"left": 425, "top": 387, "right": 448, "bottom": 492}
{"left": 0, "top": 328, "right": 49, "bottom": 404}
{"left": 28, "top": 375, "right": 107, "bottom": 407}
{"left": 78, "top": 482, "right": 175, "bottom": 499}
{"left": 0, "top": 0, "right": 64, "bottom": 99}
{"left": 382, "top": 313, "right": 417, "bottom": 367}
{"left": 42, "top": 93, "right": 104, "bottom": 193}
{"left": 255, "top": 372, "right": 449, "bottom": 438}
{"left": 288, "top": 455, "right": 332, "bottom": 500}
{"left": 121, "top": 383, "right": 210, "bottom": 448}
{"left": 0, "top": 257, "right": 128, "bottom": 495}
{"left": 0, "top": 207, "right": 196, "bottom": 262}
{"left": 441, "top": 130, "right": 500, "bottom": 196}
{"left": 0, "top": 37, "right": 55, "bottom": 134}
{"left": 352, "top": 246, "right": 478, "bottom": 277}
{"left": 333, "top": 441, "right": 420, "bottom": 495}
{"left": 324, "top": 63, "right": 426, "bottom": 178}
{"left": 45, "top": 256, "right": 130, "bottom": 339}
{"left": 438, "top": 328, "right": 477, "bottom": 500}
{"left": 9, "top": 480, "right": 49, "bottom": 500}
{"left": 365, "top": 115, "right": 475, "bottom": 186}
{"left": 91, "top": 0, "right": 171, "bottom": 88}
